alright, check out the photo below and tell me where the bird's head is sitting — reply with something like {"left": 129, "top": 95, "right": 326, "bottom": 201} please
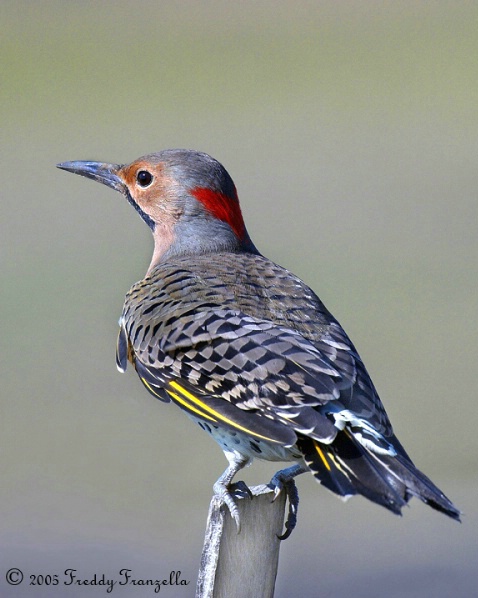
{"left": 57, "top": 149, "right": 258, "bottom": 272}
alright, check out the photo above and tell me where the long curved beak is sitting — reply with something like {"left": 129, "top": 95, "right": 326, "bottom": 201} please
{"left": 56, "top": 161, "right": 125, "bottom": 192}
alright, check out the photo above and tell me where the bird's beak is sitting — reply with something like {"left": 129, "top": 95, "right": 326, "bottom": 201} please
{"left": 56, "top": 161, "right": 125, "bottom": 193}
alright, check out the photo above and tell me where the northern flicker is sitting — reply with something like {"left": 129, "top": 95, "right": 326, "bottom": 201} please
{"left": 58, "top": 150, "right": 460, "bottom": 536}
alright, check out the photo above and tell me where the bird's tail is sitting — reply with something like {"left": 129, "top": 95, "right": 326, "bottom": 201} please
{"left": 298, "top": 431, "right": 461, "bottom": 521}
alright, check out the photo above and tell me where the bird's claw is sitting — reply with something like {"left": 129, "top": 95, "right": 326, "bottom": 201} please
{"left": 231, "top": 480, "right": 254, "bottom": 501}
{"left": 269, "top": 472, "right": 300, "bottom": 540}
{"left": 213, "top": 480, "right": 253, "bottom": 534}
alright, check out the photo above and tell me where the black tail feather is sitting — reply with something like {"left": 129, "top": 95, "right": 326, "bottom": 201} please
{"left": 298, "top": 436, "right": 358, "bottom": 499}
{"left": 377, "top": 451, "right": 461, "bottom": 521}
{"left": 299, "top": 431, "right": 461, "bottom": 521}
{"left": 298, "top": 434, "right": 407, "bottom": 515}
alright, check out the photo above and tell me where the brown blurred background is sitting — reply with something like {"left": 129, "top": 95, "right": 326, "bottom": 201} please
{"left": 2, "top": 1, "right": 477, "bottom": 596}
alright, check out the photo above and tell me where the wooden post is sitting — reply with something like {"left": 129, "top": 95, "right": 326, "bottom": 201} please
{"left": 196, "top": 484, "right": 286, "bottom": 598}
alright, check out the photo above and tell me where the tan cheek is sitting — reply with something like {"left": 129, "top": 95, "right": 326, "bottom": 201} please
{"left": 152, "top": 181, "right": 183, "bottom": 219}
{"left": 133, "top": 186, "right": 181, "bottom": 224}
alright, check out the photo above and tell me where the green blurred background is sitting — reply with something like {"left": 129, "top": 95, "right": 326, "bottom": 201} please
{"left": 2, "top": 1, "right": 477, "bottom": 596}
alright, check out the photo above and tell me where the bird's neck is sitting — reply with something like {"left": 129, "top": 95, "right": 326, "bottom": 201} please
{"left": 147, "top": 219, "right": 259, "bottom": 275}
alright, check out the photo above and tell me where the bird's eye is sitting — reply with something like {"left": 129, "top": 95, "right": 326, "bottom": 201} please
{"left": 137, "top": 170, "right": 153, "bottom": 187}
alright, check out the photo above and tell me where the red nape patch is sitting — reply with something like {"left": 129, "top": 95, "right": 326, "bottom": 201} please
{"left": 191, "top": 187, "right": 246, "bottom": 240}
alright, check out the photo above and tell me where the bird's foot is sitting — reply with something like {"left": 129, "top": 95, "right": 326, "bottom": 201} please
{"left": 213, "top": 480, "right": 252, "bottom": 533}
{"left": 231, "top": 480, "right": 254, "bottom": 501}
{"left": 269, "top": 464, "right": 306, "bottom": 540}
{"left": 213, "top": 452, "right": 251, "bottom": 533}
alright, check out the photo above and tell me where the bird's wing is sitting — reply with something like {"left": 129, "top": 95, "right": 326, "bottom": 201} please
{"left": 118, "top": 307, "right": 394, "bottom": 450}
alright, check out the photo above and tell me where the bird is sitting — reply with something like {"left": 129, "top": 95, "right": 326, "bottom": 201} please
{"left": 57, "top": 149, "right": 460, "bottom": 537}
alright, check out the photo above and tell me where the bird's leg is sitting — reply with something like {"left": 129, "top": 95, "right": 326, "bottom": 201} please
{"left": 213, "top": 451, "right": 251, "bottom": 533}
{"left": 270, "top": 464, "right": 307, "bottom": 540}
